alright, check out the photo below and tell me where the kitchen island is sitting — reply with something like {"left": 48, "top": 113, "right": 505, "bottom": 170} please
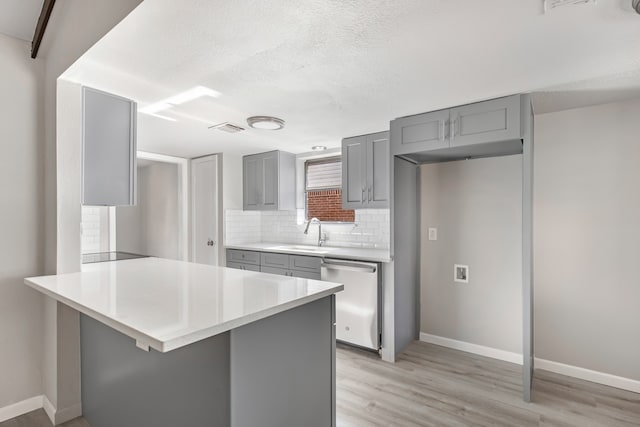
{"left": 25, "top": 257, "right": 343, "bottom": 427}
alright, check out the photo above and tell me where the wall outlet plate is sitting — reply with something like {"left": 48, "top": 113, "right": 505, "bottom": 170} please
{"left": 454, "top": 264, "right": 469, "bottom": 283}
{"left": 428, "top": 227, "right": 437, "bottom": 241}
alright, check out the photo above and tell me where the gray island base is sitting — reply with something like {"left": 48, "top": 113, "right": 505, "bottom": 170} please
{"left": 81, "top": 296, "right": 336, "bottom": 427}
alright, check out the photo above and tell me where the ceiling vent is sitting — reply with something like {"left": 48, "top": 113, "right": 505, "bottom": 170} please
{"left": 544, "top": 0, "right": 596, "bottom": 12}
{"left": 208, "top": 122, "right": 245, "bottom": 133}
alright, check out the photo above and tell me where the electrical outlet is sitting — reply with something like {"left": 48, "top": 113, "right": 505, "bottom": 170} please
{"left": 428, "top": 227, "right": 437, "bottom": 241}
{"left": 454, "top": 264, "right": 469, "bottom": 283}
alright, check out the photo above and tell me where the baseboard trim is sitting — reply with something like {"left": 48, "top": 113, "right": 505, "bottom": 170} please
{"left": 55, "top": 402, "right": 82, "bottom": 425}
{"left": 43, "top": 395, "right": 55, "bottom": 424}
{"left": 535, "top": 358, "right": 640, "bottom": 394}
{"left": 0, "top": 395, "right": 43, "bottom": 423}
{"left": 419, "top": 332, "right": 523, "bottom": 365}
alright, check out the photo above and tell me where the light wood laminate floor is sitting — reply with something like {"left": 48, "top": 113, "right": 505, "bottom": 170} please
{"left": 3, "top": 342, "right": 638, "bottom": 426}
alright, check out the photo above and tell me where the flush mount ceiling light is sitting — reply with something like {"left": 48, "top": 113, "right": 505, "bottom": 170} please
{"left": 311, "top": 145, "right": 327, "bottom": 151}
{"left": 140, "top": 86, "right": 220, "bottom": 121}
{"left": 246, "top": 116, "right": 285, "bottom": 130}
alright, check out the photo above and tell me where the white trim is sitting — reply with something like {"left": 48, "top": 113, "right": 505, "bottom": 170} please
{"left": 42, "top": 395, "right": 82, "bottom": 425}
{"left": 535, "top": 358, "right": 640, "bottom": 394}
{"left": 0, "top": 395, "right": 43, "bottom": 422}
{"left": 43, "top": 396, "right": 55, "bottom": 424}
{"left": 55, "top": 402, "right": 82, "bottom": 425}
{"left": 419, "top": 332, "right": 523, "bottom": 365}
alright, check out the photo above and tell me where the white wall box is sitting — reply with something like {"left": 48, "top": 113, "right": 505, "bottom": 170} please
{"left": 82, "top": 87, "right": 137, "bottom": 206}
{"left": 391, "top": 94, "right": 522, "bottom": 163}
{"left": 342, "top": 131, "right": 390, "bottom": 209}
{"left": 243, "top": 150, "right": 296, "bottom": 211}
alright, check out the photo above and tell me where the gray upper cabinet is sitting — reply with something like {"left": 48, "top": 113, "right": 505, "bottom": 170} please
{"left": 342, "top": 131, "right": 389, "bottom": 209}
{"left": 390, "top": 109, "right": 449, "bottom": 156}
{"left": 243, "top": 150, "right": 295, "bottom": 211}
{"left": 449, "top": 95, "right": 521, "bottom": 148}
{"left": 391, "top": 94, "right": 522, "bottom": 156}
{"left": 82, "top": 87, "right": 137, "bottom": 206}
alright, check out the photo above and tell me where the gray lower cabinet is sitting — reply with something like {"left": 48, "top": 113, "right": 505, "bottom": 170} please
{"left": 391, "top": 94, "right": 522, "bottom": 156}
{"left": 243, "top": 150, "right": 296, "bottom": 211}
{"left": 342, "top": 131, "right": 389, "bottom": 209}
{"left": 82, "top": 87, "right": 137, "bottom": 206}
{"left": 228, "top": 249, "right": 321, "bottom": 279}
{"left": 227, "top": 261, "right": 260, "bottom": 272}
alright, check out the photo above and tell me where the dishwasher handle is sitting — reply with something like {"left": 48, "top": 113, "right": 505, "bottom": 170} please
{"left": 321, "top": 259, "right": 377, "bottom": 274}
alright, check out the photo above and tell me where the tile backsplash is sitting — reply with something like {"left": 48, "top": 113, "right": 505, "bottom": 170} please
{"left": 225, "top": 209, "right": 390, "bottom": 250}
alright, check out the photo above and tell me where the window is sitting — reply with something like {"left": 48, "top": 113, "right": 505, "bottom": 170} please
{"left": 305, "top": 157, "right": 355, "bottom": 222}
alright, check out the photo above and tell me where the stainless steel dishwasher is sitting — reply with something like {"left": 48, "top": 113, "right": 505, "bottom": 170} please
{"left": 321, "top": 258, "right": 380, "bottom": 350}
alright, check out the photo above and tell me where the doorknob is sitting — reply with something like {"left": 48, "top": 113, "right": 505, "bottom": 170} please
{"left": 207, "top": 239, "right": 215, "bottom": 246}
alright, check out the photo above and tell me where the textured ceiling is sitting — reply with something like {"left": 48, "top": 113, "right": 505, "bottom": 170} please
{"left": 0, "top": 0, "right": 43, "bottom": 41}
{"left": 63, "top": 0, "right": 640, "bottom": 158}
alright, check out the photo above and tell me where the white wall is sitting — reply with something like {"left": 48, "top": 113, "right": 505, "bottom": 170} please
{"left": 419, "top": 156, "right": 523, "bottom": 355}
{"left": 38, "top": 0, "right": 143, "bottom": 423}
{"left": 116, "top": 162, "right": 181, "bottom": 259}
{"left": 0, "top": 33, "right": 45, "bottom": 415}
{"left": 534, "top": 99, "right": 640, "bottom": 382}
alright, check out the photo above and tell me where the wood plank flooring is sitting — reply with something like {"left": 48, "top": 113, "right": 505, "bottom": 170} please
{"left": 336, "top": 341, "right": 640, "bottom": 426}
{"left": 3, "top": 341, "right": 638, "bottom": 426}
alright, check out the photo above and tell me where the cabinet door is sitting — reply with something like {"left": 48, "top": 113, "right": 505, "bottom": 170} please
{"left": 227, "top": 261, "right": 244, "bottom": 270}
{"left": 243, "top": 155, "right": 262, "bottom": 210}
{"left": 341, "top": 135, "right": 367, "bottom": 209}
{"left": 82, "top": 87, "right": 137, "bottom": 206}
{"left": 261, "top": 152, "right": 279, "bottom": 210}
{"left": 390, "top": 109, "right": 449, "bottom": 156}
{"left": 260, "top": 266, "right": 290, "bottom": 276}
{"left": 290, "top": 270, "right": 321, "bottom": 280}
{"left": 449, "top": 95, "right": 521, "bottom": 148}
{"left": 366, "top": 131, "right": 390, "bottom": 208}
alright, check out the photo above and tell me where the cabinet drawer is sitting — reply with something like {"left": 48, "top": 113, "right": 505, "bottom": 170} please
{"left": 227, "top": 261, "right": 260, "bottom": 272}
{"left": 289, "top": 255, "right": 322, "bottom": 273}
{"left": 261, "top": 252, "right": 289, "bottom": 269}
{"left": 260, "top": 266, "right": 289, "bottom": 276}
{"left": 290, "top": 270, "right": 321, "bottom": 280}
{"left": 226, "top": 249, "right": 260, "bottom": 265}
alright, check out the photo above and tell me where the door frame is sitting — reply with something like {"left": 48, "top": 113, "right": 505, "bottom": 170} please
{"left": 191, "top": 154, "right": 222, "bottom": 265}
{"left": 137, "top": 151, "right": 190, "bottom": 261}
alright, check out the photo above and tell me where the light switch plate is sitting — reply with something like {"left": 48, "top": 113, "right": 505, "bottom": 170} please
{"left": 428, "top": 227, "right": 437, "bottom": 241}
{"left": 454, "top": 264, "right": 469, "bottom": 283}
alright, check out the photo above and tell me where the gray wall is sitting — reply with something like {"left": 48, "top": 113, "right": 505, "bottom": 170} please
{"left": 534, "top": 99, "right": 640, "bottom": 381}
{"left": 420, "top": 155, "right": 523, "bottom": 354}
{"left": 117, "top": 161, "right": 180, "bottom": 260}
{"left": 0, "top": 33, "right": 45, "bottom": 411}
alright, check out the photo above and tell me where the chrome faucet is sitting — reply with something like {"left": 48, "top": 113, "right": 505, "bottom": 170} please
{"left": 304, "top": 217, "right": 325, "bottom": 247}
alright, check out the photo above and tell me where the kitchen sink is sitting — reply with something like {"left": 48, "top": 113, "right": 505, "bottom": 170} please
{"left": 267, "top": 245, "right": 331, "bottom": 254}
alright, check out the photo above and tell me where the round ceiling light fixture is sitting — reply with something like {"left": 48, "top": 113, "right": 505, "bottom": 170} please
{"left": 634, "top": 0, "right": 640, "bottom": 14}
{"left": 311, "top": 145, "right": 327, "bottom": 151}
{"left": 246, "top": 116, "right": 285, "bottom": 130}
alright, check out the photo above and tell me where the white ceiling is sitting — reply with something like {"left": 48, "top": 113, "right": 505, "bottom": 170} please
{"left": 0, "top": 0, "right": 43, "bottom": 41}
{"left": 62, "top": 0, "right": 640, "bottom": 159}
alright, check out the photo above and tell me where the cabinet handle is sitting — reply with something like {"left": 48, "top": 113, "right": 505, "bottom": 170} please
{"left": 362, "top": 187, "right": 365, "bottom": 203}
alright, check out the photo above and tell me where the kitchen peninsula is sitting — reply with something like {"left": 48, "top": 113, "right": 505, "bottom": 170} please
{"left": 25, "top": 257, "right": 343, "bottom": 427}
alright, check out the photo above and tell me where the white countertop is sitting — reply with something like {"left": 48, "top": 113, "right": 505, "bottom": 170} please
{"left": 225, "top": 242, "right": 392, "bottom": 263}
{"left": 24, "top": 257, "right": 343, "bottom": 353}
